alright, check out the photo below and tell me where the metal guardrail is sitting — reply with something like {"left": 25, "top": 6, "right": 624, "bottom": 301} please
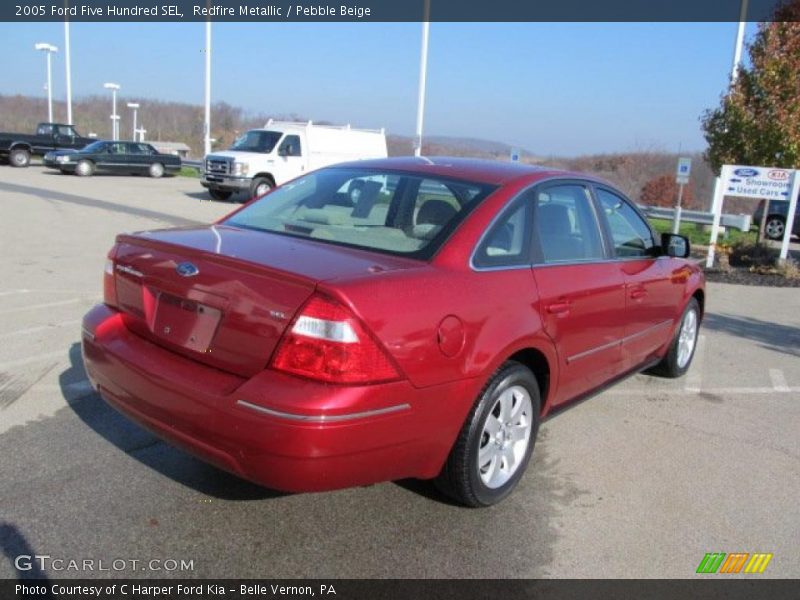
{"left": 183, "top": 159, "right": 203, "bottom": 170}
{"left": 639, "top": 205, "right": 752, "bottom": 232}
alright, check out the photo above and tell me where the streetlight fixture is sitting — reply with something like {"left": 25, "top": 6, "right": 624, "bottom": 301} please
{"left": 103, "top": 82, "right": 121, "bottom": 140}
{"left": 35, "top": 43, "right": 58, "bottom": 123}
{"left": 127, "top": 102, "right": 140, "bottom": 141}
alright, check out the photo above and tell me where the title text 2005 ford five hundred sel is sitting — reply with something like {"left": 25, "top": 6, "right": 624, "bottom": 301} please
{"left": 81, "top": 157, "right": 704, "bottom": 507}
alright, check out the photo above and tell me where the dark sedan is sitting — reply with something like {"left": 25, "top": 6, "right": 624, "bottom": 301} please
{"left": 44, "top": 141, "right": 181, "bottom": 178}
{"left": 753, "top": 198, "right": 800, "bottom": 240}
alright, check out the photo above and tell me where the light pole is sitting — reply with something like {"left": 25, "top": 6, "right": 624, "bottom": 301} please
{"left": 730, "top": 0, "right": 750, "bottom": 85}
{"left": 127, "top": 103, "right": 140, "bottom": 141}
{"left": 35, "top": 43, "right": 58, "bottom": 123}
{"left": 64, "top": 19, "right": 73, "bottom": 124}
{"left": 204, "top": 20, "right": 212, "bottom": 157}
{"left": 413, "top": 0, "right": 431, "bottom": 158}
{"left": 103, "top": 82, "right": 120, "bottom": 140}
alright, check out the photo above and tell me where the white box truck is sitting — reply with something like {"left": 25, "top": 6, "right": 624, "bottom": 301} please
{"left": 201, "top": 120, "right": 388, "bottom": 201}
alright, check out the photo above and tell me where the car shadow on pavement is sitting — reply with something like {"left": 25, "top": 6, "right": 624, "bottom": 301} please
{"left": 59, "top": 343, "right": 283, "bottom": 501}
{"left": 703, "top": 312, "right": 800, "bottom": 358}
{"left": 0, "top": 522, "right": 51, "bottom": 584}
{"left": 183, "top": 191, "right": 248, "bottom": 203}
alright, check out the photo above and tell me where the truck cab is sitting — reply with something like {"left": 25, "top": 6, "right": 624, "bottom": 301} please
{"left": 201, "top": 120, "right": 387, "bottom": 202}
{"left": 0, "top": 122, "right": 94, "bottom": 168}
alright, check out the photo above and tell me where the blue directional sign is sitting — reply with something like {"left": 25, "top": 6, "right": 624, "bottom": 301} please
{"left": 676, "top": 157, "right": 692, "bottom": 184}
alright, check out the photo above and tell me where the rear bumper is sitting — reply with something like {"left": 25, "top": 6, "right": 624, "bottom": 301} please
{"left": 81, "top": 303, "right": 474, "bottom": 492}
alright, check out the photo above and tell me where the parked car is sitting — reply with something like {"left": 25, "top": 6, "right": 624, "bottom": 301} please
{"left": 81, "top": 157, "right": 704, "bottom": 507}
{"left": 0, "top": 122, "right": 95, "bottom": 167}
{"left": 202, "top": 119, "right": 387, "bottom": 201}
{"left": 752, "top": 198, "right": 800, "bottom": 240}
{"left": 44, "top": 141, "right": 181, "bottom": 178}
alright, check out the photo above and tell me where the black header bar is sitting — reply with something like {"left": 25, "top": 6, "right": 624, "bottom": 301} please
{"left": 1, "top": 0, "right": 795, "bottom": 22}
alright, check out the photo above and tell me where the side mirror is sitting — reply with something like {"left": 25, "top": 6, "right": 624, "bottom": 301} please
{"left": 661, "top": 233, "right": 690, "bottom": 258}
{"left": 279, "top": 145, "right": 292, "bottom": 157}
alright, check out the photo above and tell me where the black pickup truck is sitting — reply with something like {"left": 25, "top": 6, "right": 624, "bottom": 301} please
{"left": 0, "top": 122, "right": 95, "bottom": 168}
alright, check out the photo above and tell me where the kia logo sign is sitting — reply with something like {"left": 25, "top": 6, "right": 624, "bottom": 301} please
{"left": 733, "top": 168, "right": 760, "bottom": 178}
{"left": 176, "top": 262, "right": 199, "bottom": 277}
{"left": 767, "top": 170, "right": 790, "bottom": 181}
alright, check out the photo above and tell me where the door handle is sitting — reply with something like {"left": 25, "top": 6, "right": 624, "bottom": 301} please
{"left": 630, "top": 288, "right": 647, "bottom": 300}
{"left": 546, "top": 302, "right": 572, "bottom": 315}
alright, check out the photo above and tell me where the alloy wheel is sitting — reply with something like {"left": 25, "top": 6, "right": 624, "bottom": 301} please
{"left": 677, "top": 308, "right": 698, "bottom": 369}
{"left": 477, "top": 385, "right": 533, "bottom": 489}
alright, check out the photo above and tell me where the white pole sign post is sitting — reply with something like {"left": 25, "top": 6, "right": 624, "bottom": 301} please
{"left": 673, "top": 157, "right": 692, "bottom": 234}
{"left": 780, "top": 171, "right": 800, "bottom": 263}
{"left": 706, "top": 164, "right": 798, "bottom": 267}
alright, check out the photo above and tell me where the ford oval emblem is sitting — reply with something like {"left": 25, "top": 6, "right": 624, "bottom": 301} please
{"left": 176, "top": 262, "right": 199, "bottom": 277}
{"left": 733, "top": 168, "right": 759, "bottom": 178}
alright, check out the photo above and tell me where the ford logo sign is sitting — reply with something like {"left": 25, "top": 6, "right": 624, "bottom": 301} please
{"left": 734, "top": 168, "right": 760, "bottom": 178}
{"left": 176, "top": 262, "right": 199, "bottom": 277}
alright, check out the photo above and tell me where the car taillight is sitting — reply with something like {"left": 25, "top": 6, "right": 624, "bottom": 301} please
{"left": 271, "top": 295, "right": 400, "bottom": 384}
{"left": 103, "top": 248, "right": 118, "bottom": 308}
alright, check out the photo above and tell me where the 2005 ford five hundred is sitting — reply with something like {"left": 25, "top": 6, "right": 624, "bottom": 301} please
{"left": 81, "top": 157, "right": 704, "bottom": 507}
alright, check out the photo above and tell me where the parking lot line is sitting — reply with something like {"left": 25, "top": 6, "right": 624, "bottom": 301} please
{"left": 610, "top": 385, "right": 799, "bottom": 396}
{"left": 0, "top": 319, "right": 81, "bottom": 339}
{"left": 0, "top": 298, "right": 80, "bottom": 315}
{"left": 769, "top": 369, "right": 791, "bottom": 392}
{"left": 683, "top": 334, "right": 706, "bottom": 393}
{"left": 0, "top": 289, "right": 31, "bottom": 297}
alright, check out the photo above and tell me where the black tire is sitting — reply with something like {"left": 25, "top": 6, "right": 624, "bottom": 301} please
{"left": 435, "top": 361, "right": 540, "bottom": 507}
{"left": 75, "top": 159, "right": 94, "bottom": 177}
{"left": 764, "top": 216, "right": 786, "bottom": 240}
{"left": 250, "top": 177, "right": 273, "bottom": 198}
{"left": 649, "top": 298, "right": 701, "bottom": 378}
{"left": 9, "top": 148, "right": 31, "bottom": 168}
{"left": 208, "top": 188, "right": 233, "bottom": 202}
{"left": 149, "top": 162, "right": 165, "bottom": 178}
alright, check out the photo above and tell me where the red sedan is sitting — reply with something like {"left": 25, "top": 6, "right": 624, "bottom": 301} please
{"left": 81, "top": 157, "right": 704, "bottom": 507}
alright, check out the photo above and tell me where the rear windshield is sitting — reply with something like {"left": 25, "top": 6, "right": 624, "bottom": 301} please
{"left": 224, "top": 167, "right": 496, "bottom": 259}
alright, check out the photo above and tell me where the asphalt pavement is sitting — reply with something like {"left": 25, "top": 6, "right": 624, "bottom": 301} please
{"left": 0, "top": 166, "right": 798, "bottom": 579}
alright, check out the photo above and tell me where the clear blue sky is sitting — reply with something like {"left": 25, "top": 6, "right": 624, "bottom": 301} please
{"left": 0, "top": 21, "right": 757, "bottom": 155}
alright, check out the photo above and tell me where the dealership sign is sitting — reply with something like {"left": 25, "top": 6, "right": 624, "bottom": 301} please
{"left": 706, "top": 163, "right": 800, "bottom": 267}
{"left": 722, "top": 165, "right": 794, "bottom": 200}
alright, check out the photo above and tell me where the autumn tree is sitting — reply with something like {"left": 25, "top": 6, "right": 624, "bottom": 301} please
{"left": 639, "top": 174, "right": 695, "bottom": 208}
{"left": 701, "top": 2, "right": 800, "bottom": 172}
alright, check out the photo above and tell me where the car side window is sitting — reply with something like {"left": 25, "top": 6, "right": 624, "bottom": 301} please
{"left": 56, "top": 125, "right": 75, "bottom": 137}
{"left": 596, "top": 189, "right": 656, "bottom": 258}
{"left": 279, "top": 135, "right": 302, "bottom": 157}
{"left": 534, "top": 184, "right": 605, "bottom": 263}
{"left": 473, "top": 196, "right": 531, "bottom": 268}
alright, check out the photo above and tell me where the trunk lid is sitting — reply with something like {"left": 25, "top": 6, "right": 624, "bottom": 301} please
{"left": 112, "top": 224, "right": 419, "bottom": 377}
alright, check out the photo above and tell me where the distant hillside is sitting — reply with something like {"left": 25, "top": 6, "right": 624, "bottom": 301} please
{"left": 1, "top": 93, "right": 722, "bottom": 209}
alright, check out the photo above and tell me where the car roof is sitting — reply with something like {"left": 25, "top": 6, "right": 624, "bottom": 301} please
{"left": 330, "top": 156, "right": 601, "bottom": 186}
